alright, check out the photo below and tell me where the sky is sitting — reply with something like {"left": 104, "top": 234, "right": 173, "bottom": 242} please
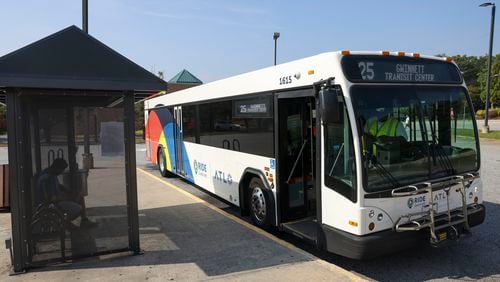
{"left": 0, "top": 0, "right": 499, "bottom": 83}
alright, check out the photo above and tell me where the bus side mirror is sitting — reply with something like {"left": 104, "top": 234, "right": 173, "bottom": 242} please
{"left": 319, "top": 88, "right": 341, "bottom": 124}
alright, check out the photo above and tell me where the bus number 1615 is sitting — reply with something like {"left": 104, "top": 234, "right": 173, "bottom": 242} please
{"left": 279, "top": 75, "right": 293, "bottom": 85}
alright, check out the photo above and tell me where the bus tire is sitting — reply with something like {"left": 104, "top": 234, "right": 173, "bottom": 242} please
{"left": 249, "top": 177, "right": 273, "bottom": 229}
{"left": 157, "top": 147, "right": 170, "bottom": 177}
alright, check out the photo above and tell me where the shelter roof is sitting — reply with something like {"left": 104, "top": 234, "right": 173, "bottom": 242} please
{"left": 0, "top": 25, "right": 167, "bottom": 101}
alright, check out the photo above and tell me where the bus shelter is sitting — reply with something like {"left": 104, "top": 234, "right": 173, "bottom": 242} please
{"left": 0, "top": 26, "right": 167, "bottom": 273}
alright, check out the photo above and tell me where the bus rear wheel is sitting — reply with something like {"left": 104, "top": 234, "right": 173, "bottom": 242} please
{"left": 249, "top": 177, "right": 272, "bottom": 229}
{"left": 158, "top": 147, "right": 169, "bottom": 177}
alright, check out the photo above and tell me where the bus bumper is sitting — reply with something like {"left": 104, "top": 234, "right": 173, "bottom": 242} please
{"left": 321, "top": 204, "right": 485, "bottom": 260}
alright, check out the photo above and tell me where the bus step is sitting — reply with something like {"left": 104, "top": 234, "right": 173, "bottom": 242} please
{"left": 282, "top": 218, "right": 318, "bottom": 244}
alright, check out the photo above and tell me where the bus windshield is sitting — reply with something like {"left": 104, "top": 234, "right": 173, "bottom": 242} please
{"left": 351, "top": 86, "right": 479, "bottom": 193}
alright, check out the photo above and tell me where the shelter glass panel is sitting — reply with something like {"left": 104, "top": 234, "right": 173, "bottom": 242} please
{"left": 29, "top": 104, "right": 128, "bottom": 264}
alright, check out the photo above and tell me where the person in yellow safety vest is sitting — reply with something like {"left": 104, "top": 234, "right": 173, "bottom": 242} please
{"left": 366, "top": 115, "right": 408, "bottom": 138}
{"left": 364, "top": 115, "right": 408, "bottom": 155}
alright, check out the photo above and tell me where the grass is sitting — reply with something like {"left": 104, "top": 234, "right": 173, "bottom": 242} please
{"left": 135, "top": 129, "right": 145, "bottom": 144}
{"left": 478, "top": 130, "right": 500, "bottom": 140}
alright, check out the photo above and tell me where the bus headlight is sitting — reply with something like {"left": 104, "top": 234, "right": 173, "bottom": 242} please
{"left": 362, "top": 207, "right": 392, "bottom": 232}
{"left": 369, "top": 210, "right": 375, "bottom": 218}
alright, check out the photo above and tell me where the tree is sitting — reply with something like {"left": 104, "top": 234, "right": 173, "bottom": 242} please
{"left": 135, "top": 101, "right": 144, "bottom": 133}
{"left": 453, "top": 55, "right": 488, "bottom": 111}
{"left": 453, "top": 55, "right": 486, "bottom": 85}
{"left": 478, "top": 54, "right": 500, "bottom": 109}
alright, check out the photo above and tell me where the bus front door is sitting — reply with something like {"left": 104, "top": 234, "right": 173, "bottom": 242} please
{"left": 277, "top": 95, "right": 316, "bottom": 222}
{"left": 173, "top": 106, "right": 184, "bottom": 175}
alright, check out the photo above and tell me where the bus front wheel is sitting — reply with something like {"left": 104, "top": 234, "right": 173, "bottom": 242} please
{"left": 158, "top": 147, "right": 169, "bottom": 177}
{"left": 249, "top": 178, "right": 272, "bottom": 229}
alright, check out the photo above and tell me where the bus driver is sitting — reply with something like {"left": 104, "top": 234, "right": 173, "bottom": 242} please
{"left": 363, "top": 109, "right": 408, "bottom": 159}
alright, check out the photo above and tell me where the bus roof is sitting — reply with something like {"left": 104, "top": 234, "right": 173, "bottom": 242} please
{"left": 145, "top": 51, "right": 454, "bottom": 109}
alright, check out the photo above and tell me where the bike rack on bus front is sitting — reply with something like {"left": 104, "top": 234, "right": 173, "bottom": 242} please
{"left": 391, "top": 172, "right": 479, "bottom": 245}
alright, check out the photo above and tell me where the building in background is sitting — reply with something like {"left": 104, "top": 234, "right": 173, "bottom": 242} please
{"left": 167, "top": 69, "right": 203, "bottom": 93}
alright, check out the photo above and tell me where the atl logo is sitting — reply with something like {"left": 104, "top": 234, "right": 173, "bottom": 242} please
{"left": 214, "top": 170, "right": 232, "bottom": 185}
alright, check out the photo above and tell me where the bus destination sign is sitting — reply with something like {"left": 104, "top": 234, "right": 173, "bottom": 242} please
{"left": 385, "top": 64, "right": 435, "bottom": 82}
{"left": 233, "top": 96, "right": 272, "bottom": 118}
{"left": 342, "top": 55, "right": 462, "bottom": 84}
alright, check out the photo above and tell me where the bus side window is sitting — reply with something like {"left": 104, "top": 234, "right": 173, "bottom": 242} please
{"left": 197, "top": 96, "right": 274, "bottom": 158}
{"left": 182, "top": 105, "right": 196, "bottom": 143}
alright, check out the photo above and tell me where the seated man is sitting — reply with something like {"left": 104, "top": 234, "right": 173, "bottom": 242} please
{"left": 35, "top": 158, "right": 96, "bottom": 228}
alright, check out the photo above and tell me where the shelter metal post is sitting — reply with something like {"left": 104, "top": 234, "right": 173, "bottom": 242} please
{"left": 124, "top": 93, "right": 140, "bottom": 254}
{"left": 6, "top": 89, "right": 28, "bottom": 273}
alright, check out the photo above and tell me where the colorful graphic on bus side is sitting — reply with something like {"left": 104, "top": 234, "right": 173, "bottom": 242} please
{"left": 145, "top": 107, "right": 194, "bottom": 182}
{"left": 145, "top": 108, "right": 175, "bottom": 169}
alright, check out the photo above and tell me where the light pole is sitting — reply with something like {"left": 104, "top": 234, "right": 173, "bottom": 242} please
{"left": 83, "top": 0, "right": 88, "bottom": 33}
{"left": 82, "top": 0, "right": 94, "bottom": 168}
{"left": 480, "top": 2, "right": 496, "bottom": 133}
{"left": 273, "top": 32, "right": 280, "bottom": 65}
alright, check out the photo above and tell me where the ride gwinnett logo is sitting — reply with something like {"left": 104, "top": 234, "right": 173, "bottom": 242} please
{"left": 193, "top": 160, "right": 207, "bottom": 177}
{"left": 407, "top": 198, "right": 414, "bottom": 209}
{"left": 407, "top": 195, "right": 427, "bottom": 209}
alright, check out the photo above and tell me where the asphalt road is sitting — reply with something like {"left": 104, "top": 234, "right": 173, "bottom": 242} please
{"left": 141, "top": 140, "right": 500, "bottom": 282}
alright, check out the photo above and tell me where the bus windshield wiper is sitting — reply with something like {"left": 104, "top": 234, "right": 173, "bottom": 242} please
{"left": 426, "top": 116, "right": 456, "bottom": 175}
{"left": 363, "top": 149, "right": 400, "bottom": 188}
{"left": 429, "top": 140, "right": 456, "bottom": 175}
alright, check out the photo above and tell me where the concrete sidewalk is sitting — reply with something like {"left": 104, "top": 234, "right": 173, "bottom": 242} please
{"left": 0, "top": 167, "right": 362, "bottom": 281}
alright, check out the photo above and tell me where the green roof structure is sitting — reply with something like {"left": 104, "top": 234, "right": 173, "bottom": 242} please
{"left": 168, "top": 69, "right": 202, "bottom": 84}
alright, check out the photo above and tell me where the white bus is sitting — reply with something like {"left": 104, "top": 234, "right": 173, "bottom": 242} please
{"left": 144, "top": 51, "right": 485, "bottom": 259}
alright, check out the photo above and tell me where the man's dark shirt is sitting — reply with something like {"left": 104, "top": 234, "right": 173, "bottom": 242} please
{"left": 35, "top": 169, "right": 61, "bottom": 206}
